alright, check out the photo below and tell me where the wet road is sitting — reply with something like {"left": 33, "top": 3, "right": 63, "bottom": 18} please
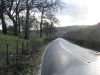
{"left": 41, "top": 38, "right": 100, "bottom": 75}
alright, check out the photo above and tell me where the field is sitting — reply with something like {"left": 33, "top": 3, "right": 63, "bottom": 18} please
{"left": 0, "top": 32, "right": 46, "bottom": 75}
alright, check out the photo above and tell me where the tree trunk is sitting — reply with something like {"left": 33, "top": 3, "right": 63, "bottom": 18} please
{"left": 18, "top": 13, "right": 21, "bottom": 33}
{"left": 40, "top": 22, "right": 43, "bottom": 37}
{"left": 40, "top": 9, "right": 44, "bottom": 37}
{"left": 13, "top": 21, "right": 18, "bottom": 35}
{"left": 1, "top": 15, "right": 7, "bottom": 34}
{"left": 0, "top": 0, "right": 7, "bottom": 34}
{"left": 24, "top": 0, "right": 29, "bottom": 39}
{"left": 49, "top": 22, "right": 53, "bottom": 37}
{"left": 6, "top": 11, "right": 18, "bottom": 35}
{"left": 0, "top": 12, "right": 7, "bottom": 34}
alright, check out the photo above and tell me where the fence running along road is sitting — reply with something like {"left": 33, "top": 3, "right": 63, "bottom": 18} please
{"left": 0, "top": 41, "right": 43, "bottom": 75}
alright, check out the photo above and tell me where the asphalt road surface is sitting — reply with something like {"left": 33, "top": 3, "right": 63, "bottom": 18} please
{"left": 40, "top": 38, "right": 100, "bottom": 75}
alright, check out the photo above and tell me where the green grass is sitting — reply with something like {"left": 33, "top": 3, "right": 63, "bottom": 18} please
{"left": 0, "top": 32, "right": 57, "bottom": 75}
{"left": 0, "top": 32, "right": 28, "bottom": 53}
{"left": 22, "top": 44, "right": 46, "bottom": 75}
{"left": 0, "top": 33, "right": 28, "bottom": 66}
{"left": 30, "top": 35, "right": 44, "bottom": 42}
{"left": 0, "top": 32, "right": 44, "bottom": 55}
{"left": 0, "top": 32, "right": 46, "bottom": 75}
{"left": 0, "top": 33, "right": 18, "bottom": 42}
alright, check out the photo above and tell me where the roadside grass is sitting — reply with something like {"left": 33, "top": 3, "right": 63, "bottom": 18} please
{"left": 0, "top": 33, "right": 19, "bottom": 43}
{"left": 0, "top": 32, "right": 27, "bottom": 53}
{"left": 29, "top": 35, "right": 45, "bottom": 42}
{"left": 0, "top": 32, "right": 29, "bottom": 66}
{"left": 0, "top": 32, "right": 46, "bottom": 75}
{"left": 21, "top": 44, "right": 46, "bottom": 75}
{"left": 0, "top": 32, "right": 45, "bottom": 57}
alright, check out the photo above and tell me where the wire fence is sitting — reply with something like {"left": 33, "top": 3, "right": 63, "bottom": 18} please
{"left": 0, "top": 38, "right": 55, "bottom": 75}
{"left": 0, "top": 40, "right": 43, "bottom": 75}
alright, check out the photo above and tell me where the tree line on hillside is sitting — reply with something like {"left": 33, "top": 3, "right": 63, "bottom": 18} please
{"left": 0, "top": 0, "right": 62, "bottom": 39}
{"left": 64, "top": 24, "right": 100, "bottom": 51}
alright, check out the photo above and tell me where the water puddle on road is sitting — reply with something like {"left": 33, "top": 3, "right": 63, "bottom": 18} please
{"left": 90, "top": 56, "right": 100, "bottom": 75}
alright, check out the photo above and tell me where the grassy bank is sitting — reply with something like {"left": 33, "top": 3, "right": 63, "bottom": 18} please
{"left": 0, "top": 33, "right": 46, "bottom": 75}
{"left": 65, "top": 38, "right": 100, "bottom": 52}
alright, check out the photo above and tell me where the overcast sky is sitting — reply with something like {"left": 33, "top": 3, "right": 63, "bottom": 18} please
{"left": 1, "top": 0, "right": 100, "bottom": 28}
{"left": 56, "top": 0, "right": 100, "bottom": 26}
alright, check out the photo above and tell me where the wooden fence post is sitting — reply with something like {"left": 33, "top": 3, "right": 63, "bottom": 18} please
{"left": 6, "top": 44, "right": 9, "bottom": 65}
{"left": 26, "top": 42, "right": 29, "bottom": 54}
{"left": 16, "top": 42, "right": 19, "bottom": 65}
{"left": 22, "top": 42, "right": 24, "bottom": 55}
{"left": 26, "top": 42, "right": 28, "bottom": 50}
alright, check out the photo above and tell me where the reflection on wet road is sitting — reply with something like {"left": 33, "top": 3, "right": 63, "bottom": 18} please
{"left": 41, "top": 38, "right": 100, "bottom": 75}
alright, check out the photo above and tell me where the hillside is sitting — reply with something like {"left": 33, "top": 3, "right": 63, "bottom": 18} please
{"left": 65, "top": 23, "right": 100, "bottom": 41}
{"left": 55, "top": 25, "right": 88, "bottom": 37}
{"left": 64, "top": 23, "right": 100, "bottom": 51}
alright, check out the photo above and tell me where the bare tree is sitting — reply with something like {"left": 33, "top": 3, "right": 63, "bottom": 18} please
{"left": 0, "top": 0, "right": 62, "bottom": 38}
{"left": 46, "top": 13, "right": 59, "bottom": 37}
{"left": 43, "top": 16, "right": 58, "bottom": 37}
{"left": 0, "top": 0, "right": 7, "bottom": 34}
{"left": 24, "top": 0, "right": 38, "bottom": 39}
{"left": 1, "top": 0, "right": 34, "bottom": 35}
{"left": 24, "top": 0, "right": 29, "bottom": 39}
{"left": 1, "top": 0, "right": 21, "bottom": 35}
{"left": 43, "top": 20, "right": 50, "bottom": 37}
{"left": 36, "top": 0, "right": 62, "bottom": 37}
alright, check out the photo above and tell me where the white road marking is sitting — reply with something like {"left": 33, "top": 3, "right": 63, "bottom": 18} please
{"left": 59, "top": 41, "right": 91, "bottom": 64}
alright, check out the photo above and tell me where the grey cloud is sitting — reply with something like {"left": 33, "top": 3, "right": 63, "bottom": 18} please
{"left": 59, "top": 3, "right": 88, "bottom": 19}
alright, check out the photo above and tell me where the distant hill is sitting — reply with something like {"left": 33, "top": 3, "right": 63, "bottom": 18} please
{"left": 54, "top": 25, "right": 88, "bottom": 37}
{"left": 64, "top": 23, "right": 100, "bottom": 41}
